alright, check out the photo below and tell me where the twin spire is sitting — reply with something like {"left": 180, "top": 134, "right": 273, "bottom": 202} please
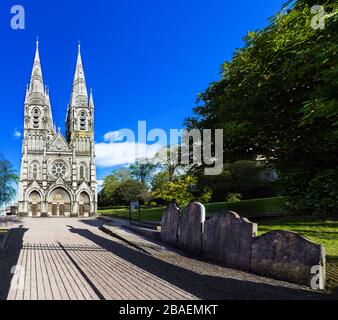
{"left": 26, "top": 40, "right": 94, "bottom": 110}
{"left": 70, "top": 43, "right": 88, "bottom": 107}
{"left": 27, "top": 39, "right": 44, "bottom": 104}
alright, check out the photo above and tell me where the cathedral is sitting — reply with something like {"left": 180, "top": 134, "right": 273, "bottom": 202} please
{"left": 18, "top": 41, "right": 97, "bottom": 217}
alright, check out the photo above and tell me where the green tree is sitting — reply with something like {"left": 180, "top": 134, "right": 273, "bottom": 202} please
{"left": 117, "top": 179, "right": 150, "bottom": 203}
{"left": 154, "top": 146, "right": 185, "bottom": 181}
{"left": 129, "top": 159, "right": 158, "bottom": 184}
{"left": 152, "top": 175, "right": 212, "bottom": 207}
{"left": 193, "top": 161, "right": 277, "bottom": 202}
{"left": 151, "top": 171, "right": 170, "bottom": 192}
{"left": 98, "top": 168, "right": 132, "bottom": 206}
{"left": 0, "top": 154, "right": 19, "bottom": 209}
{"left": 186, "top": 1, "right": 338, "bottom": 213}
{"left": 112, "top": 168, "right": 132, "bottom": 182}
{"left": 229, "top": 161, "right": 266, "bottom": 193}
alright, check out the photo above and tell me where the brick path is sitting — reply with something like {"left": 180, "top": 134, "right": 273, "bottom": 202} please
{"left": 0, "top": 217, "right": 195, "bottom": 300}
{"left": 0, "top": 216, "right": 329, "bottom": 300}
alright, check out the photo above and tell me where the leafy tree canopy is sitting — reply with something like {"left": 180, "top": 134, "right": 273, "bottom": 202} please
{"left": 0, "top": 154, "right": 19, "bottom": 209}
{"left": 117, "top": 179, "right": 150, "bottom": 203}
{"left": 152, "top": 175, "right": 212, "bottom": 207}
{"left": 129, "top": 159, "right": 158, "bottom": 184}
{"left": 185, "top": 0, "right": 338, "bottom": 213}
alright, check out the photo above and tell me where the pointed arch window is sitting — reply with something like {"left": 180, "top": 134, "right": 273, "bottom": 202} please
{"left": 32, "top": 163, "right": 38, "bottom": 180}
{"left": 79, "top": 164, "right": 87, "bottom": 181}
{"left": 32, "top": 108, "right": 40, "bottom": 129}
{"left": 79, "top": 111, "right": 87, "bottom": 131}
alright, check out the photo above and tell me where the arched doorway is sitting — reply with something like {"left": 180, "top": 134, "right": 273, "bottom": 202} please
{"left": 29, "top": 191, "right": 41, "bottom": 217}
{"left": 78, "top": 192, "right": 90, "bottom": 217}
{"left": 48, "top": 188, "right": 71, "bottom": 217}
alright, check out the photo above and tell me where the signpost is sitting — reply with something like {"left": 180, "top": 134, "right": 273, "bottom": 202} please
{"left": 129, "top": 201, "right": 140, "bottom": 222}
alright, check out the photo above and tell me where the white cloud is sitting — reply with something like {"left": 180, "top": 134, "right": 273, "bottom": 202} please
{"left": 103, "top": 131, "right": 123, "bottom": 142}
{"left": 13, "top": 128, "right": 22, "bottom": 139}
{"left": 95, "top": 130, "right": 163, "bottom": 168}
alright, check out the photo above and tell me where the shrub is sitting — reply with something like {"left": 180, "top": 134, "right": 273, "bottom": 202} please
{"left": 227, "top": 193, "right": 242, "bottom": 203}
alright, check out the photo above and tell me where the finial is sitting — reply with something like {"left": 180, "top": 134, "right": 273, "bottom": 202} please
{"left": 58, "top": 127, "right": 61, "bottom": 133}
{"left": 36, "top": 36, "right": 39, "bottom": 49}
{"left": 78, "top": 40, "right": 81, "bottom": 52}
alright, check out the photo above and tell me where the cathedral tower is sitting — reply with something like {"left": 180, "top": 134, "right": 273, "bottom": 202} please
{"left": 18, "top": 41, "right": 97, "bottom": 217}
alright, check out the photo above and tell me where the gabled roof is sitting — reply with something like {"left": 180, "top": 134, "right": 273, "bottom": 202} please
{"left": 48, "top": 131, "right": 70, "bottom": 152}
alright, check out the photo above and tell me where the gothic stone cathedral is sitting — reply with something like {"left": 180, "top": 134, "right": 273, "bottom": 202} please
{"left": 18, "top": 41, "right": 97, "bottom": 217}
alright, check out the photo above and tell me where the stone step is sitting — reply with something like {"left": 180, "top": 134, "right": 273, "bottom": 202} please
{"left": 125, "top": 224, "right": 161, "bottom": 240}
{"left": 130, "top": 221, "right": 161, "bottom": 231}
{"left": 100, "top": 224, "right": 166, "bottom": 256}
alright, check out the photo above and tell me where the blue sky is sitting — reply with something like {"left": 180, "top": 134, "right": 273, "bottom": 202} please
{"left": 0, "top": 0, "right": 285, "bottom": 181}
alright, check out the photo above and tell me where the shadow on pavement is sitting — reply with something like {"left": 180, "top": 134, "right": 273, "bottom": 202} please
{"left": 78, "top": 218, "right": 104, "bottom": 228}
{"left": 67, "top": 225, "right": 330, "bottom": 300}
{"left": 0, "top": 216, "right": 24, "bottom": 228}
{"left": 0, "top": 226, "right": 28, "bottom": 300}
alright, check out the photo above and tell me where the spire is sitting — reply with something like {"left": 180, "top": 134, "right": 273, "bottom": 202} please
{"left": 24, "top": 84, "right": 29, "bottom": 104}
{"left": 45, "top": 87, "right": 53, "bottom": 123}
{"left": 89, "top": 88, "right": 94, "bottom": 109}
{"left": 28, "top": 39, "right": 45, "bottom": 104}
{"left": 70, "top": 42, "right": 88, "bottom": 107}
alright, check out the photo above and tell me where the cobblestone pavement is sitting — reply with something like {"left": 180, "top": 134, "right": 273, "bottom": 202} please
{"left": 0, "top": 216, "right": 331, "bottom": 300}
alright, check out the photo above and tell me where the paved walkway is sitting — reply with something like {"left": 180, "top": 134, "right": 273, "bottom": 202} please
{"left": 0, "top": 217, "right": 195, "bottom": 300}
{"left": 0, "top": 216, "right": 330, "bottom": 300}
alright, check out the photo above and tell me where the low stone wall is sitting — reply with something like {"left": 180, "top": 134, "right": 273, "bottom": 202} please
{"left": 251, "top": 230, "right": 325, "bottom": 287}
{"left": 161, "top": 202, "right": 326, "bottom": 289}
{"left": 178, "top": 202, "right": 205, "bottom": 255}
{"left": 161, "top": 203, "right": 180, "bottom": 246}
{"left": 202, "top": 212, "right": 257, "bottom": 271}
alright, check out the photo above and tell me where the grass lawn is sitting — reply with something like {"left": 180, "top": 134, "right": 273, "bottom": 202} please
{"left": 98, "top": 206, "right": 163, "bottom": 221}
{"left": 205, "top": 197, "right": 287, "bottom": 216}
{"left": 98, "top": 197, "right": 288, "bottom": 221}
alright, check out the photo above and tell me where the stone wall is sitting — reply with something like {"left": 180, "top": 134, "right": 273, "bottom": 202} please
{"left": 178, "top": 202, "right": 205, "bottom": 255}
{"left": 160, "top": 202, "right": 326, "bottom": 289}
{"left": 202, "top": 212, "right": 257, "bottom": 271}
{"left": 251, "top": 230, "right": 326, "bottom": 287}
{"left": 161, "top": 203, "right": 180, "bottom": 246}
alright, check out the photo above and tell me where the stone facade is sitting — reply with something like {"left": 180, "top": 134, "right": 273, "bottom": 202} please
{"left": 18, "top": 41, "right": 97, "bottom": 217}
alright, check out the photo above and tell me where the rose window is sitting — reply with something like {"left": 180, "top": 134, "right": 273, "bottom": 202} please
{"left": 51, "top": 162, "right": 67, "bottom": 178}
